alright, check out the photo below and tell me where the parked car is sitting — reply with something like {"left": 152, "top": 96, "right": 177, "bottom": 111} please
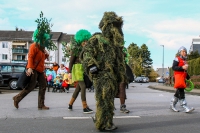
{"left": 135, "top": 76, "right": 149, "bottom": 83}
{"left": 158, "top": 78, "right": 166, "bottom": 83}
{"left": 0, "top": 63, "right": 26, "bottom": 89}
{"left": 144, "top": 77, "right": 149, "bottom": 83}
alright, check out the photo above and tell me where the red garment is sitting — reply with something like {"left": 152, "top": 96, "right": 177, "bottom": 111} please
{"left": 26, "top": 43, "right": 49, "bottom": 73}
{"left": 174, "top": 56, "right": 187, "bottom": 88}
{"left": 65, "top": 67, "right": 69, "bottom": 72}
{"left": 62, "top": 80, "right": 69, "bottom": 87}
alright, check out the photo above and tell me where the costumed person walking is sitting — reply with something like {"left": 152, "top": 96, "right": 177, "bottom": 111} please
{"left": 170, "top": 46, "right": 194, "bottom": 113}
{"left": 68, "top": 29, "right": 93, "bottom": 114}
{"left": 80, "top": 11, "right": 127, "bottom": 131}
{"left": 13, "top": 12, "right": 55, "bottom": 110}
{"left": 116, "top": 47, "right": 130, "bottom": 113}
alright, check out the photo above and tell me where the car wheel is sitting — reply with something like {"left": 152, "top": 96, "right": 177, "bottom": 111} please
{"left": 9, "top": 79, "right": 18, "bottom": 90}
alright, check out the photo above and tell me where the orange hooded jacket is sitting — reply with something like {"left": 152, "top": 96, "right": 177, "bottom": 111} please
{"left": 26, "top": 43, "right": 49, "bottom": 73}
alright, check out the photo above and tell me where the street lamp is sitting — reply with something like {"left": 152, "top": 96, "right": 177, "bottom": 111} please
{"left": 160, "top": 45, "right": 164, "bottom": 79}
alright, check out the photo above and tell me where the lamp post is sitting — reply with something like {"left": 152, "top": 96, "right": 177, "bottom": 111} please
{"left": 160, "top": 45, "right": 164, "bottom": 79}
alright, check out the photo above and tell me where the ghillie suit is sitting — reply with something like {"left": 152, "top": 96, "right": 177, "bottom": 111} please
{"left": 80, "top": 12, "right": 127, "bottom": 131}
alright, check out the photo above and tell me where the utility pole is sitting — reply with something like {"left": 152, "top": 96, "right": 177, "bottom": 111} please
{"left": 160, "top": 45, "right": 164, "bottom": 79}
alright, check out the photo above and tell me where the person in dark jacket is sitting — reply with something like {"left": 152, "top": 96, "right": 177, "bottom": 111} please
{"left": 170, "top": 46, "right": 194, "bottom": 113}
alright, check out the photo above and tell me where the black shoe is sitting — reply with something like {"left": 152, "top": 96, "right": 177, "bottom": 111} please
{"left": 87, "top": 107, "right": 93, "bottom": 112}
{"left": 83, "top": 107, "right": 93, "bottom": 114}
{"left": 68, "top": 104, "right": 72, "bottom": 110}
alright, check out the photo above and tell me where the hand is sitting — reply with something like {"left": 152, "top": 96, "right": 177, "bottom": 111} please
{"left": 44, "top": 49, "right": 49, "bottom": 55}
{"left": 26, "top": 68, "right": 34, "bottom": 76}
{"left": 182, "top": 64, "right": 188, "bottom": 70}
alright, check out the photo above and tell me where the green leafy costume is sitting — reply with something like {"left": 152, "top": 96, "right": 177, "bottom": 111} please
{"left": 80, "top": 12, "right": 127, "bottom": 130}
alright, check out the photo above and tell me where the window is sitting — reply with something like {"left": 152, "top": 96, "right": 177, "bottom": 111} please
{"left": 13, "top": 65, "right": 25, "bottom": 72}
{"left": 49, "top": 56, "right": 52, "bottom": 61}
{"left": 62, "top": 56, "right": 66, "bottom": 62}
{"left": 2, "top": 54, "right": 8, "bottom": 60}
{"left": 2, "top": 42, "right": 8, "bottom": 48}
{"left": 0, "top": 65, "right": 12, "bottom": 72}
{"left": 17, "top": 55, "right": 25, "bottom": 60}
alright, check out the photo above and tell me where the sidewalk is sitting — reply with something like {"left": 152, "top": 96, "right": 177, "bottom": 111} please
{"left": 148, "top": 84, "right": 200, "bottom": 96}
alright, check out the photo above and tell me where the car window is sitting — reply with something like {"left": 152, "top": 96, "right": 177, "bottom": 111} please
{"left": 0, "top": 65, "right": 12, "bottom": 72}
{"left": 13, "top": 65, "right": 25, "bottom": 72}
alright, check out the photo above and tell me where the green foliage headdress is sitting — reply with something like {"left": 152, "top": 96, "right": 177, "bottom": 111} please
{"left": 62, "top": 29, "right": 91, "bottom": 58}
{"left": 33, "top": 11, "right": 57, "bottom": 50}
{"left": 123, "top": 47, "right": 130, "bottom": 64}
{"left": 74, "top": 29, "right": 92, "bottom": 44}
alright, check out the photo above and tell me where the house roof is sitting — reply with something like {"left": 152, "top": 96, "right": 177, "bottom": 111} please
{"left": 0, "top": 30, "right": 72, "bottom": 42}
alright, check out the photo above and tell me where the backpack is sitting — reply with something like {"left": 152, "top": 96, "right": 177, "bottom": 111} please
{"left": 126, "top": 64, "right": 134, "bottom": 83}
{"left": 47, "top": 74, "right": 53, "bottom": 82}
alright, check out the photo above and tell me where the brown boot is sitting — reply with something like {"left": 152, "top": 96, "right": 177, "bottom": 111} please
{"left": 13, "top": 96, "right": 19, "bottom": 109}
{"left": 38, "top": 105, "right": 50, "bottom": 110}
{"left": 12, "top": 89, "right": 29, "bottom": 109}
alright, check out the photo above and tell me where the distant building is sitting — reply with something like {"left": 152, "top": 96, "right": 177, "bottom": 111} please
{"left": 0, "top": 30, "right": 73, "bottom": 67}
{"left": 156, "top": 68, "right": 169, "bottom": 78}
{"left": 189, "top": 38, "right": 200, "bottom": 54}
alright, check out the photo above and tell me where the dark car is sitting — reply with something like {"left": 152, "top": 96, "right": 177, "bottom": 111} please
{"left": 0, "top": 70, "right": 3, "bottom": 85}
{"left": 0, "top": 63, "right": 26, "bottom": 89}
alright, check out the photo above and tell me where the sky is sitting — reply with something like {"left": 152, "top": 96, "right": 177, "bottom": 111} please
{"left": 0, "top": 0, "right": 200, "bottom": 70}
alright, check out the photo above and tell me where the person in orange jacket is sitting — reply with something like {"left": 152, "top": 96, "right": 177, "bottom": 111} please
{"left": 13, "top": 13, "right": 54, "bottom": 110}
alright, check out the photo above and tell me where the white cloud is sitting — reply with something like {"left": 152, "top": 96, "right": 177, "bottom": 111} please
{"left": 0, "top": 18, "right": 11, "bottom": 30}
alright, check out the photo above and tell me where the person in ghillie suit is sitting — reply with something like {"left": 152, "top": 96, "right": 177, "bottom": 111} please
{"left": 80, "top": 11, "right": 127, "bottom": 131}
{"left": 68, "top": 29, "right": 93, "bottom": 114}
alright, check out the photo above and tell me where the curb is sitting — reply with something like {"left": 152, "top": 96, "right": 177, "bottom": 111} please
{"left": 148, "top": 85, "right": 200, "bottom": 96}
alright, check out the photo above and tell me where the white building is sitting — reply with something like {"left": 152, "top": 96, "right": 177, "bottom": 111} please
{"left": 189, "top": 38, "right": 200, "bottom": 54}
{"left": 0, "top": 30, "right": 73, "bottom": 67}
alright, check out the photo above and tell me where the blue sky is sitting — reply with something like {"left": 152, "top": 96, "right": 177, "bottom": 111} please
{"left": 0, "top": 0, "right": 200, "bottom": 70}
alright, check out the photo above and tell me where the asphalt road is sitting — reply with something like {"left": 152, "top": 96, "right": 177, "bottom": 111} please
{"left": 0, "top": 82, "right": 200, "bottom": 133}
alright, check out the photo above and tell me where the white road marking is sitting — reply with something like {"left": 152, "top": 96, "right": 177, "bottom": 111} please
{"left": 63, "top": 116, "right": 140, "bottom": 119}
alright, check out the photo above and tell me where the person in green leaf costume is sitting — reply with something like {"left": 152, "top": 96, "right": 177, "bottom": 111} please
{"left": 67, "top": 29, "right": 93, "bottom": 114}
{"left": 80, "top": 11, "right": 128, "bottom": 131}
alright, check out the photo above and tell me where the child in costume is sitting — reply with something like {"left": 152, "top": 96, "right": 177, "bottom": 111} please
{"left": 67, "top": 29, "right": 93, "bottom": 114}
{"left": 170, "top": 46, "right": 194, "bottom": 113}
{"left": 80, "top": 12, "right": 127, "bottom": 131}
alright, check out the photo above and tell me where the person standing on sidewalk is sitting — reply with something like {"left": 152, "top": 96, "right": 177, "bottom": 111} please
{"left": 170, "top": 46, "right": 195, "bottom": 113}
{"left": 67, "top": 29, "right": 93, "bottom": 114}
